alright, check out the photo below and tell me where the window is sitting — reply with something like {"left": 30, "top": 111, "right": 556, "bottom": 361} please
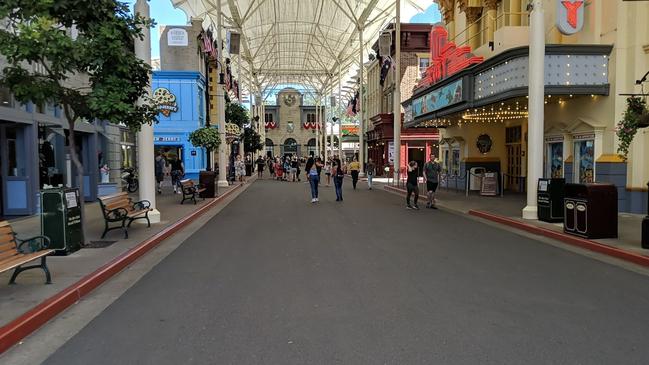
{"left": 0, "top": 87, "right": 12, "bottom": 107}
{"left": 306, "top": 113, "right": 316, "bottom": 123}
{"left": 264, "top": 113, "right": 273, "bottom": 123}
{"left": 546, "top": 142, "right": 563, "bottom": 178}
{"left": 418, "top": 57, "right": 430, "bottom": 78}
{"left": 574, "top": 140, "right": 594, "bottom": 183}
{"left": 451, "top": 148, "right": 460, "bottom": 176}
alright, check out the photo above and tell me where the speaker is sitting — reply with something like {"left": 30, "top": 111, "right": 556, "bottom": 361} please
{"left": 228, "top": 32, "right": 241, "bottom": 55}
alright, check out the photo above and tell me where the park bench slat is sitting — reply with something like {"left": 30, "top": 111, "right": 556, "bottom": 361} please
{"left": 0, "top": 221, "right": 53, "bottom": 284}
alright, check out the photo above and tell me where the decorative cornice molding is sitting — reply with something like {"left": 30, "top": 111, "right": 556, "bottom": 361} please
{"left": 464, "top": 7, "right": 483, "bottom": 23}
{"left": 483, "top": 0, "right": 500, "bottom": 11}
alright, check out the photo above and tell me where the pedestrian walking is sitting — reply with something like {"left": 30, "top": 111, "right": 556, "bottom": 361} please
{"left": 366, "top": 158, "right": 376, "bottom": 190}
{"left": 274, "top": 158, "right": 283, "bottom": 180}
{"left": 424, "top": 154, "right": 442, "bottom": 209}
{"left": 333, "top": 158, "right": 346, "bottom": 201}
{"left": 406, "top": 161, "right": 420, "bottom": 209}
{"left": 349, "top": 157, "right": 360, "bottom": 190}
{"left": 305, "top": 156, "right": 323, "bottom": 203}
{"left": 324, "top": 158, "right": 332, "bottom": 186}
{"left": 169, "top": 155, "right": 185, "bottom": 194}
{"left": 283, "top": 157, "right": 291, "bottom": 182}
{"left": 291, "top": 156, "right": 299, "bottom": 182}
{"left": 154, "top": 152, "right": 166, "bottom": 194}
{"left": 256, "top": 156, "right": 265, "bottom": 178}
{"left": 268, "top": 157, "right": 275, "bottom": 178}
{"left": 235, "top": 155, "right": 245, "bottom": 183}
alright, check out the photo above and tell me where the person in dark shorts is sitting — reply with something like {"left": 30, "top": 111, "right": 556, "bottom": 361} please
{"left": 423, "top": 154, "right": 441, "bottom": 209}
{"left": 406, "top": 161, "right": 419, "bottom": 210}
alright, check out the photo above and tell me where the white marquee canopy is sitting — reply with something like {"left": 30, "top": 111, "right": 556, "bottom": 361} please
{"left": 170, "top": 0, "right": 432, "bottom": 101}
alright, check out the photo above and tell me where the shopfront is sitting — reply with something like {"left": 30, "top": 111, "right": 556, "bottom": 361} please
{"left": 405, "top": 41, "right": 613, "bottom": 197}
{"left": 152, "top": 71, "right": 207, "bottom": 180}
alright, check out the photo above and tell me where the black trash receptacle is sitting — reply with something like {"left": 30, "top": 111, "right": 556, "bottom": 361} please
{"left": 563, "top": 183, "right": 617, "bottom": 239}
{"left": 538, "top": 178, "right": 565, "bottom": 222}
{"left": 199, "top": 171, "right": 217, "bottom": 198}
{"left": 40, "top": 188, "right": 83, "bottom": 255}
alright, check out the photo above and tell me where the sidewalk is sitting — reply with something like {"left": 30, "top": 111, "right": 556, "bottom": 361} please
{"left": 0, "top": 182, "right": 241, "bottom": 332}
{"left": 383, "top": 183, "right": 648, "bottom": 263}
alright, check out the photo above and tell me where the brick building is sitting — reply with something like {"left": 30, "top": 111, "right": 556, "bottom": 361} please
{"left": 365, "top": 23, "right": 441, "bottom": 175}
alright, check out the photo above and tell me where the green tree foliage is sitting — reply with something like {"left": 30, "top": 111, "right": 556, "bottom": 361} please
{"left": 243, "top": 127, "right": 263, "bottom": 153}
{"left": 188, "top": 126, "right": 221, "bottom": 151}
{"left": 616, "top": 97, "right": 648, "bottom": 160}
{"left": 0, "top": 0, "right": 157, "bottom": 237}
{"left": 226, "top": 102, "right": 248, "bottom": 127}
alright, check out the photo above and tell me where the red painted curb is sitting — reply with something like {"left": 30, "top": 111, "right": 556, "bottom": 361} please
{"left": 469, "top": 210, "right": 649, "bottom": 268}
{"left": 0, "top": 184, "right": 243, "bottom": 354}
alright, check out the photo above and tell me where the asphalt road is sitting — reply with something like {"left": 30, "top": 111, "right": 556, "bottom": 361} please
{"left": 43, "top": 179, "right": 649, "bottom": 364}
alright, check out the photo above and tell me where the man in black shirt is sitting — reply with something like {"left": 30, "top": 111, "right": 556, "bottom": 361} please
{"left": 406, "top": 161, "right": 420, "bottom": 210}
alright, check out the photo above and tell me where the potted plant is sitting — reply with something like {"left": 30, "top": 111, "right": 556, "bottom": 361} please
{"left": 616, "top": 97, "right": 648, "bottom": 160}
{"left": 188, "top": 126, "right": 221, "bottom": 157}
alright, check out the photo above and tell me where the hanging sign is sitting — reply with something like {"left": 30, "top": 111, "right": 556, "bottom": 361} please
{"left": 167, "top": 28, "right": 188, "bottom": 46}
{"left": 556, "top": 0, "right": 585, "bottom": 35}
{"left": 152, "top": 87, "right": 178, "bottom": 117}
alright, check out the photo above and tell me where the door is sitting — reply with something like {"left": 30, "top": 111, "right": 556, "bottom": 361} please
{"left": 506, "top": 126, "right": 524, "bottom": 192}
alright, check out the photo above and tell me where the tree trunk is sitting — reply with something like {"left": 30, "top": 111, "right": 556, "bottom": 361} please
{"left": 64, "top": 113, "right": 87, "bottom": 245}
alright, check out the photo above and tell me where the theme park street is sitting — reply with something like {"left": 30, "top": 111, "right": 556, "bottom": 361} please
{"left": 9, "top": 179, "right": 647, "bottom": 365}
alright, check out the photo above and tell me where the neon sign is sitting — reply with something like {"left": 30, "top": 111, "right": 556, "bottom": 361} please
{"left": 417, "top": 26, "right": 483, "bottom": 89}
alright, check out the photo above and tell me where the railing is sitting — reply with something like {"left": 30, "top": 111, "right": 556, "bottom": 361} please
{"left": 450, "top": 11, "right": 529, "bottom": 49}
{"left": 465, "top": 169, "right": 484, "bottom": 197}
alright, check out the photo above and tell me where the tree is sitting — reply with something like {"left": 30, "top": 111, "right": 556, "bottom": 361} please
{"left": 226, "top": 101, "right": 248, "bottom": 127}
{"left": 0, "top": 0, "right": 157, "bottom": 239}
{"left": 188, "top": 126, "right": 221, "bottom": 166}
{"left": 243, "top": 127, "right": 263, "bottom": 153}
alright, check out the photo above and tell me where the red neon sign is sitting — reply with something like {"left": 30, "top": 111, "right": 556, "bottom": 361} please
{"left": 417, "top": 26, "right": 483, "bottom": 89}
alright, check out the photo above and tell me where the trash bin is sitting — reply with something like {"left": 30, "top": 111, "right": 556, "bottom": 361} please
{"left": 537, "top": 178, "right": 565, "bottom": 222}
{"left": 199, "top": 171, "right": 217, "bottom": 198}
{"left": 40, "top": 187, "right": 84, "bottom": 255}
{"left": 563, "top": 183, "right": 617, "bottom": 239}
{"left": 469, "top": 167, "right": 486, "bottom": 190}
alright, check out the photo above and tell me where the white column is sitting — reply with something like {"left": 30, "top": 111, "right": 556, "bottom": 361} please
{"left": 216, "top": 0, "right": 228, "bottom": 187}
{"left": 134, "top": 0, "right": 159, "bottom": 223}
{"left": 358, "top": 27, "right": 365, "bottom": 175}
{"left": 338, "top": 62, "right": 343, "bottom": 159}
{"left": 324, "top": 96, "right": 329, "bottom": 163}
{"left": 523, "top": 0, "right": 545, "bottom": 220}
{"left": 393, "top": 0, "right": 401, "bottom": 182}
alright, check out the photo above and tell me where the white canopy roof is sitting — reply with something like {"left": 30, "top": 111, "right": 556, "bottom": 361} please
{"left": 170, "top": 0, "right": 432, "bottom": 100}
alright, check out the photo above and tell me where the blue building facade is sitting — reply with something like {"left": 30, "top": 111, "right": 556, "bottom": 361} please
{"left": 152, "top": 71, "right": 207, "bottom": 180}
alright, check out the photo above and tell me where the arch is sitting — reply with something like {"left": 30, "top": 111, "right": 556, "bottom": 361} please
{"left": 265, "top": 138, "right": 274, "bottom": 146}
{"left": 282, "top": 138, "right": 298, "bottom": 155}
{"left": 306, "top": 138, "right": 316, "bottom": 146}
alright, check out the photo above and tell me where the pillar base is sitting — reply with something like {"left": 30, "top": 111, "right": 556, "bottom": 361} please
{"left": 217, "top": 180, "right": 229, "bottom": 188}
{"left": 522, "top": 205, "right": 538, "bottom": 220}
{"left": 137, "top": 208, "right": 161, "bottom": 224}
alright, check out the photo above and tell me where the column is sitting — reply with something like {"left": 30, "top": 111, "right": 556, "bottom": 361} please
{"left": 393, "top": 0, "right": 402, "bottom": 182}
{"left": 315, "top": 99, "right": 320, "bottom": 158}
{"left": 216, "top": 0, "right": 228, "bottom": 187}
{"left": 134, "top": 0, "right": 160, "bottom": 223}
{"left": 443, "top": 6, "right": 455, "bottom": 40}
{"left": 324, "top": 98, "right": 328, "bottom": 163}
{"left": 509, "top": 0, "right": 521, "bottom": 26}
{"left": 522, "top": 0, "right": 545, "bottom": 220}
{"left": 484, "top": 0, "right": 498, "bottom": 44}
{"left": 465, "top": 7, "right": 482, "bottom": 50}
{"left": 338, "top": 61, "right": 343, "bottom": 159}
{"left": 358, "top": 27, "right": 365, "bottom": 175}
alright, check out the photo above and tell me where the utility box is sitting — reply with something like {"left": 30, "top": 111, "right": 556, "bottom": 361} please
{"left": 538, "top": 178, "right": 565, "bottom": 222}
{"left": 564, "top": 183, "right": 617, "bottom": 239}
{"left": 40, "top": 188, "right": 83, "bottom": 255}
{"left": 199, "top": 171, "right": 217, "bottom": 198}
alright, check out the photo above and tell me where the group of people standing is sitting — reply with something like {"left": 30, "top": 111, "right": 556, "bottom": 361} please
{"left": 154, "top": 151, "right": 186, "bottom": 194}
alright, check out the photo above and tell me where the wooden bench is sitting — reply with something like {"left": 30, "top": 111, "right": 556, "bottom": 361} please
{"left": 180, "top": 179, "right": 206, "bottom": 205}
{"left": 0, "top": 221, "right": 54, "bottom": 284}
{"left": 97, "top": 192, "right": 151, "bottom": 239}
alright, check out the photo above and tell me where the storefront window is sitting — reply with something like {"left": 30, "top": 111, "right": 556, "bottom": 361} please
{"left": 120, "top": 128, "right": 136, "bottom": 168}
{"left": 38, "top": 124, "right": 65, "bottom": 187}
{"left": 574, "top": 140, "right": 594, "bottom": 183}
{"left": 7, "top": 127, "right": 26, "bottom": 177}
{"left": 547, "top": 142, "right": 563, "bottom": 178}
{"left": 451, "top": 148, "right": 460, "bottom": 176}
{"left": 443, "top": 149, "right": 450, "bottom": 173}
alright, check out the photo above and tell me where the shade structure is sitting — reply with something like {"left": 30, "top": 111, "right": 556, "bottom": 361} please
{"left": 171, "top": 0, "right": 432, "bottom": 95}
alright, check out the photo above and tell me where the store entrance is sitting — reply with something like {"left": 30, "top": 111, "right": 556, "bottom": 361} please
{"left": 506, "top": 126, "right": 524, "bottom": 192}
{"left": 156, "top": 145, "right": 183, "bottom": 162}
{"left": 408, "top": 146, "right": 426, "bottom": 176}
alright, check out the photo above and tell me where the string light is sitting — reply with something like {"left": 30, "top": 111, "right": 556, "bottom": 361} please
{"left": 462, "top": 105, "right": 528, "bottom": 122}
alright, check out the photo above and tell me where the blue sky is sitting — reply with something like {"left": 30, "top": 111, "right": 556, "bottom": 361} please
{"left": 126, "top": 1, "right": 441, "bottom": 59}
